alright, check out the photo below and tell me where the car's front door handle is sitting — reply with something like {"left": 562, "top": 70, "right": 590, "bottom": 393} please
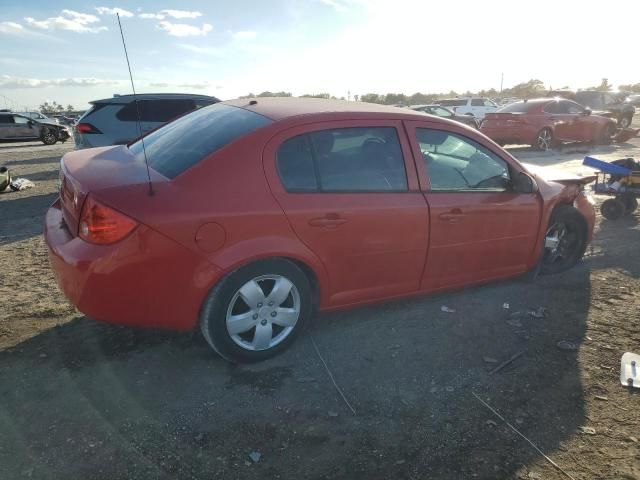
{"left": 308, "top": 214, "right": 346, "bottom": 227}
{"left": 438, "top": 209, "right": 466, "bottom": 222}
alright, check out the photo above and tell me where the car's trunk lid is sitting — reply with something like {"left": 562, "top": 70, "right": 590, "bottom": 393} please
{"left": 59, "top": 145, "right": 166, "bottom": 236}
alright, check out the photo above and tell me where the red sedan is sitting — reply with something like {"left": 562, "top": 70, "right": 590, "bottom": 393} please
{"left": 45, "top": 98, "right": 595, "bottom": 362}
{"left": 480, "top": 98, "right": 617, "bottom": 150}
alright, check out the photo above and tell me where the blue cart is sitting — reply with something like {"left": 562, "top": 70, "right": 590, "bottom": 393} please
{"left": 582, "top": 156, "right": 640, "bottom": 220}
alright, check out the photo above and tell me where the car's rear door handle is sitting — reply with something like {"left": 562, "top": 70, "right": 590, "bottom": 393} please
{"left": 438, "top": 209, "right": 466, "bottom": 222}
{"left": 308, "top": 214, "right": 346, "bottom": 227}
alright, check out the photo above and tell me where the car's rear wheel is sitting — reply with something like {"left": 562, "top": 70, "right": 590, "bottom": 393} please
{"left": 540, "top": 205, "right": 588, "bottom": 274}
{"left": 41, "top": 128, "right": 57, "bottom": 145}
{"left": 601, "top": 198, "right": 625, "bottom": 220}
{"left": 619, "top": 115, "right": 632, "bottom": 129}
{"left": 200, "top": 258, "right": 312, "bottom": 363}
{"left": 534, "top": 128, "right": 554, "bottom": 151}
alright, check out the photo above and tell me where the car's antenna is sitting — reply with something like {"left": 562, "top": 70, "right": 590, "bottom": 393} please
{"left": 116, "top": 12, "right": 154, "bottom": 196}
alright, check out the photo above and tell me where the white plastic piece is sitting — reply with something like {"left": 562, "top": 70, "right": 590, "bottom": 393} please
{"left": 620, "top": 352, "right": 640, "bottom": 388}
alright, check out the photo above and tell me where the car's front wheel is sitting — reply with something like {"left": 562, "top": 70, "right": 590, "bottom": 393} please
{"left": 41, "top": 128, "right": 58, "bottom": 145}
{"left": 619, "top": 115, "right": 632, "bottom": 129}
{"left": 540, "top": 205, "right": 588, "bottom": 274}
{"left": 200, "top": 259, "right": 312, "bottom": 363}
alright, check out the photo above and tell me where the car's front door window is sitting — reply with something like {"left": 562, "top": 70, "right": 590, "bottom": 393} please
{"left": 13, "top": 116, "right": 29, "bottom": 124}
{"left": 416, "top": 128, "right": 510, "bottom": 191}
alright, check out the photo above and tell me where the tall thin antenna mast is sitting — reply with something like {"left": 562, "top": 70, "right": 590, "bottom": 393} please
{"left": 116, "top": 13, "right": 154, "bottom": 196}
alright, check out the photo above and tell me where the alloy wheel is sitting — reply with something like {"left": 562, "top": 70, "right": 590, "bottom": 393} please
{"left": 543, "top": 222, "right": 578, "bottom": 267}
{"left": 536, "top": 129, "right": 553, "bottom": 151}
{"left": 225, "top": 275, "right": 301, "bottom": 351}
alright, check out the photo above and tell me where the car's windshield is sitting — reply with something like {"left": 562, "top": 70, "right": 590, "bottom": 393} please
{"left": 129, "top": 103, "right": 272, "bottom": 178}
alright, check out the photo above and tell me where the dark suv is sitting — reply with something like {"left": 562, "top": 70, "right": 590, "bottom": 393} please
{"left": 548, "top": 90, "right": 635, "bottom": 128}
{"left": 74, "top": 93, "right": 220, "bottom": 149}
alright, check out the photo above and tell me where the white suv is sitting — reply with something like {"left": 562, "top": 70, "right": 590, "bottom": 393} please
{"left": 434, "top": 97, "right": 498, "bottom": 119}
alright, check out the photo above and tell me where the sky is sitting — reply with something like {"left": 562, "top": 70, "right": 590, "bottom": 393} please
{"left": 1, "top": 0, "right": 639, "bottom": 111}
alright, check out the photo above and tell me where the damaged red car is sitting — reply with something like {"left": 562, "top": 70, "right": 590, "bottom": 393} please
{"left": 480, "top": 98, "right": 617, "bottom": 150}
{"left": 45, "top": 98, "right": 595, "bottom": 362}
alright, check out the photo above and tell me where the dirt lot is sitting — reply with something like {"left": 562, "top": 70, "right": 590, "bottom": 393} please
{"left": 1, "top": 134, "right": 639, "bottom": 480}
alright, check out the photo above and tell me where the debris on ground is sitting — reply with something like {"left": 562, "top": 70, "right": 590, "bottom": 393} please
{"left": 620, "top": 352, "right": 639, "bottom": 388}
{"left": 579, "top": 426, "right": 596, "bottom": 435}
{"left": 9, "top": 178, "right": 35, "bottom": 191}
{"left": 328, "top": 411, "right": 338, "bottom": 417}
{"left": 502, "top": 303, "right": 510, "bottom": 309}
{"left": 594, "top": 395, "right": 608, "bottom": 401}
{"left": 249, "top": 451, "right": 261, "bottom": 463}
{"left": 528, "top": 307, "right": 547, "bottom": 319}
{"left": 440, "top": 306, "right": 455, "bottom": 313}
{"left": 485, "top": 419, "right": 498, "bottom": 427}
{"left": 556, "top": 340, "right": 579, "bottom": 351}
{"left": 483, "top": 356, "right": 499, "bottom": 364}
{"left": 489, "top": 351, "right": 525, "bottom": 375}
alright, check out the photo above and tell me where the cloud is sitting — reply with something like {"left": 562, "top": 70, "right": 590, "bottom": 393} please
{"left": 0, "top": 75, "right": 119, "bottom": 89}
{"left": 24, "top": 9, "right": 107, "bottom": 33}
{"left": 148, "top": 82, "right": 169, "bottom": 87}
{"left": 95, "top": 7, "right": 134, "bottom": 17}
{"left": 178, "top": 43, "right": 224, "bottom": 55}
{"left": 320, "top": 0, "right": 349, "bottom": 12}
{"left": 139, "top": 9, "right": 202, "bottom": 20}
{"left": 231, "top": 31, "right": 257, "bottom": 40}
{"left": 176, "top": 82, "right": 211, "bottom": 89}
{"left": 0, "top": 21, "right": 26, "bottom": 35}
{"left": 158, "top": 21, "right": 212, "bottom": 37}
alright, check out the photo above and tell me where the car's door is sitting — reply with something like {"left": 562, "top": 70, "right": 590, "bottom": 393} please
{"left": 12, "top": 115, "right": 36, "bottom": 138}
{"left": 564, "top": 101, "right": 595, "bottom": 141}
{"left": 0, "top": 114, "right": 16, "bottom": 139}
{"left": 543, "top": 101, "right": 572, "bottom": 141}
{"left": 405, "top": 121, "right": 542, "bottom": 291}
{"left": 263, "top": 120, "right": 429, "bottom": 306}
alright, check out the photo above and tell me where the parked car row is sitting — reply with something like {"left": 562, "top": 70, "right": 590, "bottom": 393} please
{"left": 46, "top": 97, "right": 596, "bottom": 362}
{"left": 546, "top": 90, "right": 635, "bottom": 128}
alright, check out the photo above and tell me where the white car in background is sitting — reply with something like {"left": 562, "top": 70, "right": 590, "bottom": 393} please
{"left": 433, "top": 97, "right": 498, "bottom": 119}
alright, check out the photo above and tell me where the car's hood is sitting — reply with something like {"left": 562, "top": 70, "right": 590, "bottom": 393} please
{"left": 37, "top": 118, "right": 62, "bottom": 127}
{"left": 523, "top": 163, "right": 596, "bottom": 186}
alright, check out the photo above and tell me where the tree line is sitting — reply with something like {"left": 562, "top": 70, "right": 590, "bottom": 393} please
{"left": 242, "top": 78, "right": 639, "bottom": 106}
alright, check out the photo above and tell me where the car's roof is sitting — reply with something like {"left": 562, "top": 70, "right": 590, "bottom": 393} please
{"left": 223, "top": 97, "right": 429, "bottom": 121}
{"left": 90, "top": 93, "right": 220, "bottom": 105}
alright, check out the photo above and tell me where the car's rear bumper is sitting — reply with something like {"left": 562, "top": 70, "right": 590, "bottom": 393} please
{"left": 574, "top": 193, "right": 596, "bottom": 242}
{"left": 44, "top": 199, "right": 222, "bottom": 331}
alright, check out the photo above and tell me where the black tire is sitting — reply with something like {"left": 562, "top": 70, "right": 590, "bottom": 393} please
{"left": 619, "top": 195, "right": 638, "bottom": 215}
{"left": 533, "top": 128, "right": 554, "bottom": 151}
{"left": 200, "top": 258, "right": 312, "bottom": 363}
{"left": 619, "top": 115, "right": 632, "bottom": 129}
{"left": 540, "top": 205, "right": 588, "bottom": 275}
{"left": 601, "top": 198, "right": 625, "bottom": 220}
{"left": 41, "top": 128, "right": 58, "bottom": 145}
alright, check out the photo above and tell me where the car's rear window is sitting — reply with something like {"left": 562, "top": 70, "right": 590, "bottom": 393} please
{"left": 498, "top": 102, "right": 534, "bottom": 113}
{"left": 129, "top": 103, "right": 272, "bottom": 179}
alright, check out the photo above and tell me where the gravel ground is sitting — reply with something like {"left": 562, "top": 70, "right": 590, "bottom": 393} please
{"left": 0, "top": 134, "right": 639, "bottom": 480}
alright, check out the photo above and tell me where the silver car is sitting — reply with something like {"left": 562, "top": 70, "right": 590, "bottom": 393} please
{"left": 74, "top": 93, "right": 219, "bottom": 149}
{"left": 0, "top": 113, "right": 70, "bottom": 145}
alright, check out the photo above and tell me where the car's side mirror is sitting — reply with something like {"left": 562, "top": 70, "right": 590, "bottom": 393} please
{"left": 512, "top": 171, "right": 538, "bottom": 193}
{"left": 583, "top": 108, "right": 592, "bottom": 116}
{"left": 27, "top": 120, "right": 35, "bottom": 127}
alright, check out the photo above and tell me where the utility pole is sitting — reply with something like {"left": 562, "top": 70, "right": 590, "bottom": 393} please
{"left": 347, "top": 90, "right": 351, "bottom": 101}
{"left": 500, "top": 72, "right": 504, "bottom": 94}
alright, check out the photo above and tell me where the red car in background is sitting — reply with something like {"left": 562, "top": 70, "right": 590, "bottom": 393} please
{"left": 45, "top": 98, "right": 596, "bottom": 363}
{"left": 480, "top": 98, "right": 617, "bottom": 150}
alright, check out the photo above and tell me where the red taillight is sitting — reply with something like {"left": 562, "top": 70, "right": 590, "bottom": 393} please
{"left": 79, "top": 196, "right": 138, "bottom": 245}
{"left": 75, "top": 122, "right": 101, "bottom": 134}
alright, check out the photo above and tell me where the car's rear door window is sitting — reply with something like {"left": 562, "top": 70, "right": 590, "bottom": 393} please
{"left": 276, "top": 127, "right": 408, "bottom": 192}
{"left": 117, "top": 99, "right": 200, "bottom": 123}
{"left": 416, "top": 128, "right": 510, "bottom": 191}
{"left": 129, "top": 103, "right": 272, "bottom": 179}
{"left": 0, "top": 114, "right": 15, "bottom": 124}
